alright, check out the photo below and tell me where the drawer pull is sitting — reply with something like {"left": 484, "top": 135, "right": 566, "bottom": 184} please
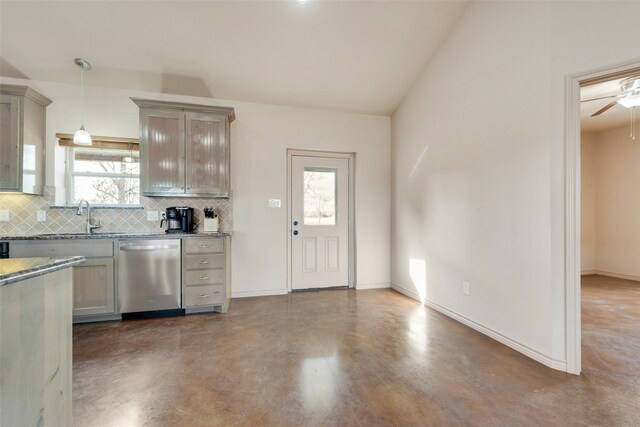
{"left": 199, "top": 276, "right": 209, "bottom": 280}
{"left": 198, "top": 294, "right": 210, "bottom": 298}
{"left": 200, "top": 244, "right": 211, "bottom": 248}
{"left": 199, "top": 260, "right": 209, "bottom": 264}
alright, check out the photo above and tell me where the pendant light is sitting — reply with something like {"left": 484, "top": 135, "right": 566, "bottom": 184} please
{"left": 73, "top": 58, "right": 92, "bottom": 146}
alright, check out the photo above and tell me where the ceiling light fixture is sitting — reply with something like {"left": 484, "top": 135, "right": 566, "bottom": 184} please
{"left": 617, "top": 92, "right": 640, "bottom": 108}
{"left": 296, "top": 0, "right": 311, "bottom": 4}
{"left": 73, "top": 58, "right": 92, "bottom": 146}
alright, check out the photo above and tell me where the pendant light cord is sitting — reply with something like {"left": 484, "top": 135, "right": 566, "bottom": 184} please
{"left": 80, "top": 66, "right": 84, "bottom": 128}
{"left": 631, "top": 106, "right": 636, "bottom": 141}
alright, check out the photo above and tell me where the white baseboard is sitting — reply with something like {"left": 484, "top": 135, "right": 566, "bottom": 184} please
{"left": 585, "top": 270, "right": 640, "bottom": 282}
{"left": 390, "top": 284, "right": 567, "bottom": 372}
{"left": 581, "top": 270, "right": 597, "bottom": 275}
{"left": 231, "top": 289, "right": 288, "bottom": 298}
{"left": 356, "top": 282, "right": 391, "bottom": 290}
{"left": 391, "top": 284, "right": 422, "bottom": 300}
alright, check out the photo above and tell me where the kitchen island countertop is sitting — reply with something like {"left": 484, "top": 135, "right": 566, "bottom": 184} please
{"left": 0, "top": 256, "right": 86, "bottom": 286}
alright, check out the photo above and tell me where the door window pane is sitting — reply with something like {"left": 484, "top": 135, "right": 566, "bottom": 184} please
{"left": 304, "top": 167, "right": 337, "bottom": 225}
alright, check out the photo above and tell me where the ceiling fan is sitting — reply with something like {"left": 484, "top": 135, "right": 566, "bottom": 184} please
{"left": 583, "top": 76, "right": 640, "bottom": 117}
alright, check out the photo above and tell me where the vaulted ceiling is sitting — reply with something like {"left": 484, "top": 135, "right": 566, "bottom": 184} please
{"left": 0, "top": 0, "right": 469, "bottom": 115}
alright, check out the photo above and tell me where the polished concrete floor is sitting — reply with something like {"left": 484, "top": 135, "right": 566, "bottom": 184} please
{"left": 73, "top": 278, "right": 640, "bottom": 426}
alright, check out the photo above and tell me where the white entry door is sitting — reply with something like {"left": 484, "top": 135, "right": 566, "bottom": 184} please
{"left": 291, "top": 155, "right": 349, "bottom": 290}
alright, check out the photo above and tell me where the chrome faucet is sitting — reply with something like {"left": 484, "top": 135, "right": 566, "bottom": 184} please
{"left": 76, "top": 199, "right": 100, "bottom": 234}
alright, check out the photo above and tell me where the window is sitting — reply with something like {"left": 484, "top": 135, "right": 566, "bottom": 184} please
{"left": 67, "top": 147, "right": 140, "bottom": 205}
{"left": 303, "top": 167, "right": 337, "bottom": 225}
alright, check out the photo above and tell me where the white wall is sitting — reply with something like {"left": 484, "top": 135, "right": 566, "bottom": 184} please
{"left": 391, "top": 0, "right": 640, "bottom": 371}
{"left": 580, "top": 132, "right": 597, "bottom": 273}
{"left": 588, "top": 125, "right": 640, "bottom": 279}
{"left": 0, "top": 77, "right": 391, "bottom": 297}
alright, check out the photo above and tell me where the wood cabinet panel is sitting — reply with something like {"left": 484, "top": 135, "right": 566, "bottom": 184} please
{"left": 183, "top": 253, "right": 224, "bottom": 270}
{"left": 9, "top": 240, "right": 114, "bottom": 258}
{"left": 72, "top": 258, "right": 115, "bottom": 316}
{"left": 185, "top": 112, "right": 227, "bottom": 195}
{"left": 132, "top": 98, "right": 233, "bottom": 198}
{"left": 0, "top": 96, "right": 20, "bottom": 190}
{"left": 184, "top": 269, "right": 224, "bottom": 286}
{"left": 0, "top": 85, "right": 51, "bottom": 195}
{"left": 0, "top": 268, "right": 72, "bottom": 426}
{"left": 185, "top": 284, "right": 224, "bottom": 307}
{"left": 8, "top": 240, "right": 116, "bottom": 320}
{"left": 140, "top": 109, "right": 185, "bottom": 194}
{"left": 184, "top": 237, "right": 224, "bottom": 254}
{"left": 182, "top": 236, "right": 227, "bottom": 312}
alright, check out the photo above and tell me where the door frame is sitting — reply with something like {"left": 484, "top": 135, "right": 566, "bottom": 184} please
{"left": 564, "top": 58, "right": 640, "bottom": 375}
{"left": 286, "top": 149, "right": 356, "bottom": 292}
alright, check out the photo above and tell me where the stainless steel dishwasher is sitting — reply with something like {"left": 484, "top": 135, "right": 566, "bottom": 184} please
{"left": 118, "top": 239, "right": 181, "bottom": 314}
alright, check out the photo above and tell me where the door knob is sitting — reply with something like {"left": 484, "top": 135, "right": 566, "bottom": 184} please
{"left": 293, "top": 230, "right": 299, "bottom": 236}
{"left": 293, "top": 220, "right": 299, "bottom": 226}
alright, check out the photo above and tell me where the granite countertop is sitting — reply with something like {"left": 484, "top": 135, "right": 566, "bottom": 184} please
{"left": 0, "top": 256, "right": 86, "bottom": 286}
{"left": 0, "top": 231, "right": 231, "bottom": 241}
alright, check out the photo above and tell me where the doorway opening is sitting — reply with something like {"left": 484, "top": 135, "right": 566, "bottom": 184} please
{"left": 565, "top": 59, "right": 640, "bottom": 375}
{"left": 286, "top": 149, "right": 355, "bottom": 292}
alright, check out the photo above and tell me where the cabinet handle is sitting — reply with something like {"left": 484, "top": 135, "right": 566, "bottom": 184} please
{"left": 199, "top": 260, "right": 209, "bottom": 264}
{"left": 200, "top": 244, "right": 211, "bottom": 248}
{"left": 199, "top": 276, "right": 209, "bottom": 280}
{"left": 198, "top": 294, "right": 210, "bottom": 298}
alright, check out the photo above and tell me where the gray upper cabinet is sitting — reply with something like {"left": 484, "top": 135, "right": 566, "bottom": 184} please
{"left": 132, "top": 98, "right": 234, "bottom": 198}
{"left": 0, "top": 85, "right": 52, "bottom": 195}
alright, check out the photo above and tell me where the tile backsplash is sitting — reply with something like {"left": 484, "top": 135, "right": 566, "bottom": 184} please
{"left": 0, "top": 186, "right": 232, "bottom": 235}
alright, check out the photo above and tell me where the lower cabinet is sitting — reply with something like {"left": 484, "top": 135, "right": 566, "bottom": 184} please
{"left": 182, "top": 236, "right": 228, "bottom": 313}
{"left": 5, "top": 235, "right": 232, "bottom": 320}
{"left": 7, "top": 239, "right": 117, "bottom": 322}
{"left": 72, "top": 257, "right": 115, "bottom": 317}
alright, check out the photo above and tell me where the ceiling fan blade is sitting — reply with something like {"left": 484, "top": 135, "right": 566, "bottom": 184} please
{"left": 591, "top": 100, "right": 618, "bottom": 117}
{"left": 581, "top": 94, "right": 619, "bottom": 103}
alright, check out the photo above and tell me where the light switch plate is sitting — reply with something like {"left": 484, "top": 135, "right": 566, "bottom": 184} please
{"left": 36, "top": 210, "right": 47, "bottom": 222}
{"left": 463, "top": 281, "right": 470, "bottom": 296}
{"left": 147, "top": 210, "right": 159, "bottom": 221}
{"left": 269, "top": 199, "right": 281, "bottom": 208}
{"left": 0, "top": 210, "right": 9, "bottom": 222}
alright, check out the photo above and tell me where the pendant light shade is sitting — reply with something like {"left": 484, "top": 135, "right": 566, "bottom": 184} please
{"left": 74, "top": 58, "right": 92, "bottom": 146}
{"left": 73, "top": 126, "right": 92, "bottom": 146}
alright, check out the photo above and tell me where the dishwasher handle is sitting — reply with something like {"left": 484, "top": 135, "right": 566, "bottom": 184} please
{"left": 120, "top": 244, "right": 179, "bottom": 251}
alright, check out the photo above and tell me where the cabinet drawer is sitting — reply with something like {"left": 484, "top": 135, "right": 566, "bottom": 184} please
{"left": 185, "top": 285, "right": 224, "bottom": 307}
{"left": 184, "top": 238, "right": 223, "bottom": 254}
{"left": 183, "top": 253, "right": 224, "bottom": 270}
{"left": 10, "top": 240, "right": 113, "bottom": 258}
{"left": 184, "top": 269, "right": 224, "bottom": 286}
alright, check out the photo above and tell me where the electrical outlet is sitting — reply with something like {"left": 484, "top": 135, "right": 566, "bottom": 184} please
{"left": 0, "top": 210, "right": 9, "bottom": 222}
{"left": 36, "top": 210, "right": 47, "bottom": 222}
{"left": 147, "top": 210, "right": 159, "bottom": 221}
{"left": 463, "top": 281, "right": 470, "bottom": 296}
{"left": 269, "top": 199, "right": 281, "bottom": 208}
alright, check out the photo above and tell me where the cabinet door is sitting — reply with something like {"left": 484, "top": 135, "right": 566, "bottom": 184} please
{"left": 140, "top": 108, "right": 185, "bottom": 195}
{"left": 21, "top": 97, "right": 46, "bottom": 195}
{"left": 185, "top": 112, "right": 228, "bottom": 196}
{"left": 0, "top": 95, "right": 21, "bottom": 191}
{"left": 72, "top": 258, "right": 115, "bottom": 317}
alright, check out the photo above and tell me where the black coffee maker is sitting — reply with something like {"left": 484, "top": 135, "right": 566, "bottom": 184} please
{"left": 161, "top": 206, "right": 195, "bottom": 233}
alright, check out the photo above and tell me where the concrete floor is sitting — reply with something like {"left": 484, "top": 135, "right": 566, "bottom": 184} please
{"left": 73, "top": 278, "right": 640, "bottom": 426}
